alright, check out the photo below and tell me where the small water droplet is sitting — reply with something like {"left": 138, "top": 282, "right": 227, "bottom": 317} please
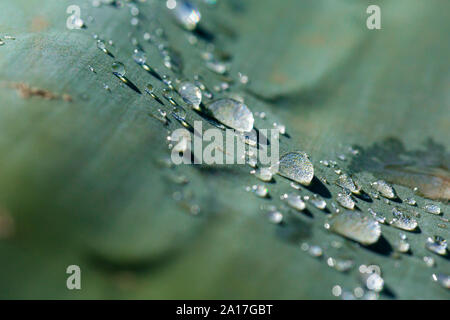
{"left": 431, "top": 273, "right": 450, "bottom": 289}
{"left": 253, "top": 167, "right": 273, "bottom": 182}
{"left": 423, "top": 256, "right": 435, "bottom": 267}
{"left": 404, "top": 197, "right": 417, "bottom": 206}
{"left": 133, "top": 48, "right": 147, "bottom": 66}
{"left": 423, "top": 203, "right": 441, "bottom": 215}
{"left": 206, "top": 60, "right": 228, "bottom": 74}
{"left": 310, "top": 195, "right": 327, "bottom": 210}
{"left": 272, "top": 122, "right": 286, "bottom": 135}
{"left": 283, "top": 193, "right": 306, "bottom": 211}
{"left": 252, "top": 184, "right": 268, "bottom": 198}
{"left": 359, "top": 265, "right": 384, "bottom": 292}
{"left": 178, "top": 82, "right": 202, "bottom": 109}
{"left": 327, "top": 257, "right": 354, "bottom": 272}
{"left": 169, "top": 0, "right": 201, "bottom": 31}
{"left": 367, "top": 208, "right": 386, "bottom": 224}
{"left": 111, "top": 61, "right": 126, "bottom": 77}
{"left": 371, "top": 180, "right": 396, "bottom": 199}
{"left": 336, "top": 191, "right": 355, "bottom": 210}
{"left": 96, "top": 39, "right": 107, "bottom": 53}
{"left": 425, "top": 236, "right": 447, "bottom": 256}
{"left": 336, "top": 174, "right": 361, "bottom": 195}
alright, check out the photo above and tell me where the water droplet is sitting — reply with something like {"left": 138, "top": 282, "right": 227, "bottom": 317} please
{"left": 423, "top": 256, "right": 435, "bottom": 267}
{"left": 0, "top": 40, "right": 4, "bottom": 46}
{"left": 238, "top": 72, "right": 249, "bottom": 84}
{"left": 332, "top": 285, "right": 342, "bottom": 297}
{"left": 404, "top": 197, "right": 417, "bottom": 206}
{"left": 359, "top": 265, "right": 384, "bottom": 292}
{"left": 253, "top": 167, "right": 273, "bottom": 182}
{"left": 310, "top": 195, "right": 327, "bottom": 210}
{"left": 206, "top": 98, "right": 254, "bottom": 132}
{"left": 169, "top": 0, "right": 201, "bottom": 31}
{"left": 423, "top": 203, "right": 441, "bottom": 215}
{"left": 367, "top": 208, "right": 386, "bottom": 224}
{"left": 336, "top": 174, "right": 361, "bottom": 195}
{"left": 4, "top": 35, "right": 15, "bottom": 40}
{"left": 326, "top": 211, "right": 381, "bottom": 245}
{"left": 111, "top": 61, "right": 126, "bottom": 77}
{"left": 276, "top": 151, "right": 314, "bottom": 186}
{"left": 272, "top": 122, "right": 286, "bottom": 135}
{"left": 103, "top": 83, "right": 110, "bottom": 91}
{"left": 327, "top": 257, "right": 354, "bottom": 272}
{"left": 371, "top": 180, "right": 396, "bottom": 199}
{"left": 389, "top": 208, "right": 418, "bottom": 231}
{"left": 178, "top": 82, "right": 202, "bottom": 109}
{"left": 307, "top": 245, "right": 323, "bottom": 257}
{"left": 96, "top": 39, "right": 107, "bottom": 53}
{"left": 283, "top": 193, "right": 306, "bottom": 211}
{"left": 88, "top": 65, "right": 95, "bottom": 73}
{"left": 425, "top": 236, "right": 447, "bottom": 256}
{"left": 394, "top": 237, "right": 410, "bottom": 253}
{"left": 266, "top": 207, "right": 283, "bottom": 224}
{"left": 132, "top": 48, "right": 147, "bottom": 65}
{"left": 336, "top": 192, "right": 355, "bottom": 210}
{"left": 206, "top": 60, "right": 228, "bottom": 74}
{"left": 431, "top": 273, "right": 450, "bottom": 289}
{"left": 252, "top": 184, "right": 268, "bottom": 198}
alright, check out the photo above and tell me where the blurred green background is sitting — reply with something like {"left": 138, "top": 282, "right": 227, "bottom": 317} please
{"left": 0, "top": 0, "right": 448, "bottom": 299}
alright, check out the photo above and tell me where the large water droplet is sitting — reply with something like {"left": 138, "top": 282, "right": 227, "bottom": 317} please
{"left": 325, "top": 211, "right": 381, "bottom": 245}
{"left": 206, "top": 98, "right": 254, "bottom": 132}
{"left": 276, "top": 151, "right": 314, "bottom": 186}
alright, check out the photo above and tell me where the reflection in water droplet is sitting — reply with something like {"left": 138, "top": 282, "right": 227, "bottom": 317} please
{"left": 326, "top": 211, "right": 381, "bottom": 245}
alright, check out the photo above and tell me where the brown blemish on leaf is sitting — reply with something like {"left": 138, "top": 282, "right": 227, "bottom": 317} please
{"left": 4, "top": 82, "right": 73, "bottom": 102}
{"left": 30, "top": 16, "right": 49, "bottom": 32}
